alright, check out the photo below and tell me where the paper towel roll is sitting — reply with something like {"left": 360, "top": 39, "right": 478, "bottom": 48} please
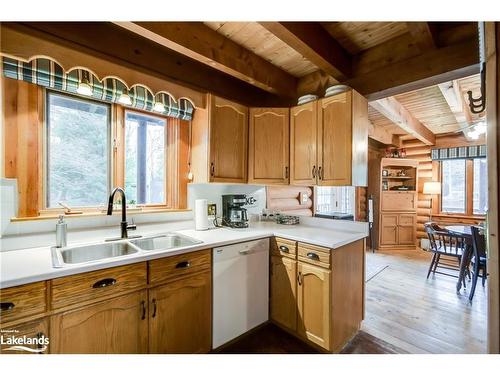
{"left": 195, "top": 199, "right": 209, "bottom": 231}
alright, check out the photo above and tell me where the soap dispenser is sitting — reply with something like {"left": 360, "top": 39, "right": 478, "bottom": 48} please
{"left": 56, "top": 215, "right": 67, "bottom": 248}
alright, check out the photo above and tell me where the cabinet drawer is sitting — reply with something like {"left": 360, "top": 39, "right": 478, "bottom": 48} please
{"left": 271, "top": 237, "right": 297, "bottom": 258}
{"left": 298, "top": 243, "right": 331, "bottom": 268}
{"left": 149, "top": 249, "right": 211, "bottom": 285}
{"left": 50, "top": 263, "right": 147, "bottom": 310}
{"left": 382, "top": 191, "right": 416, "bottom": 211}
{"left": 0, "top": 282, "right": 47, "bottom": 324}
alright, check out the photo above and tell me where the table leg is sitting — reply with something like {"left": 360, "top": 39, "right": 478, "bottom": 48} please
{"left": 456, "top": 245, "right": 472, "bottom": 292}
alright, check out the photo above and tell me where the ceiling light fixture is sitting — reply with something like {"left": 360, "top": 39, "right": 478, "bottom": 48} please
{"left": 475, "top": 121, "right": 487, "bottom": 135}
{"left": 118, "top": 90, "right": 132, "bottom": 106}
{"left": 76, "top": 71, "right": 93, "bottom": 96}
{"left": 153, "top": 101, "right": 165, "bottom": 113}
{"left": 467, "top": 129, "right": 480, "bottom": 140}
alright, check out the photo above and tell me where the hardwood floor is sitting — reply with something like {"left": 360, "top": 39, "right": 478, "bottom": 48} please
{"left": 363, "top": 249, "right": 488, "bottom": 354}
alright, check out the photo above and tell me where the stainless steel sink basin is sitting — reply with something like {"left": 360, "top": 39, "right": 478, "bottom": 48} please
{"left": 130, "top": 233, "right": 202, "bottom": 251}
{"left": 51, "top": 242, "right": 138, "bottom": 267}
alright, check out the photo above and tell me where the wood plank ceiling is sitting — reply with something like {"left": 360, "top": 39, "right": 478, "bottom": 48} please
{"left": 9, "top": 21, "right": 483, "bottom": 144}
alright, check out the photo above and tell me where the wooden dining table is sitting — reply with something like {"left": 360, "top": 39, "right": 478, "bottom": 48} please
{"left": 445, "top": 225, "right": 474, "bottom": 292}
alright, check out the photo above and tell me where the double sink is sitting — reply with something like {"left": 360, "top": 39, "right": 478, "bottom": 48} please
{"left": 51, "top": 233, "right": 203, "bottom": 268}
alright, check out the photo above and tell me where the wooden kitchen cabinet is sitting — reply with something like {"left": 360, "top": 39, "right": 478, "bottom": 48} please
{"left": 288, "top": 90, "right": 368, "bottom": 187}
{"left": 397, "top": 214, "right": 417, "bottom": 245}
{"left": 380, "top": 214, "right": 398, "bottom": 246}
{"left": 297, "top": 261, "right": 331, "bottom": 350}
{"left": 191, "top": 94, "right": 248, "bottom": 183}
{"left": 50, "top": 290, "right": 148, "bottom": 354}
{"left": 0, "top": 318, "right": 49, "bottom": 354}
{"left": 210, "top": 95, "right": 248, "bottom": 182}
{"left": 290, "top": 101, "right": 317, "bottom": 186}
{"left": 380, "top": 213, "right": 416, "bottom": 247}
{"left": 270, "top": 255, "right": 297, "bottom": 332}
{"left": 248, "top": 107, "right": 289, "bottom": 184}
{"left": 149, "top": 270, "right": 211, "bottom": 354}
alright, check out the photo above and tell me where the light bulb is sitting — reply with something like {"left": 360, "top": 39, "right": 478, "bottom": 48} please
{"left": 468, "top": 130, "right": 480, "bottom": 140}
{"left": 153, "top": 102, "right": 165, "bottom": 113}
{"left": 475, "top": 121, "right": 487, "bottom": 135}
{"left": 118, "top": 92, "right": 132, "bottom": 105}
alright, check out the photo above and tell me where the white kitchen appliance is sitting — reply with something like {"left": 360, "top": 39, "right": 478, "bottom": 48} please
{"left": 212, "top": 238, "right": 269, "bottom": 349}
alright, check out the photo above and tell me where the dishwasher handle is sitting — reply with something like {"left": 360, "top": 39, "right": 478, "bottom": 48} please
{"left": 239, "top": 249, "right": 253, "bottom": 255}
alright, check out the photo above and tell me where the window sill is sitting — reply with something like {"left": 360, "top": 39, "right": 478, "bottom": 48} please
{"left": 10, "top": 208, "right": 191, "bottom": 222}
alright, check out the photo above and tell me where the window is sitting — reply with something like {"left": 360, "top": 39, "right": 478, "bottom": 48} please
{"left": 473, "top": 158, "right": 488, "bottom": 215}
{"left": 441, "top": 159, "right": 466, "bottom": 213}
{"left": 440, "top": 158, "right": 487, "bottom": 216}
{"left": 46, "top": 92, "right": 110, "bottom": 208}
{"left": 125, "top": 111, "right": 167, "bottom": 205}
{"left": 315, "top": 186, "right": 355, "bottom": 215}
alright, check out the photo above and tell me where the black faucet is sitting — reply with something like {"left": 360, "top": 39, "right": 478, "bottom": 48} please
{"left": 106, "top": 187, "right": 139, "bottom": 241}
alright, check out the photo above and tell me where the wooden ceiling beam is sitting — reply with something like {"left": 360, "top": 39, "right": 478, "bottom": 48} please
{"left": 114, "top": 22, "right": 297, "bottom": 98}
{"left": 18, "top": 22, "right": 292, "bottom": 107}
{"left": 259, "top": 22, "right": 352, "bottom": 81}
{"left": 367, "top": 121, "right": 402, "bottom": 146}
{"left": 406, "top": 22, "right": 438, "bottom": 51}
{"left": 369, "top": 97, "right": 436, "bottom": 145}
{"left": 347, "top": 39, "right": 479, "bottom": 100}
{"left": 438, "top": 80, "right": 473, "bottom": 126}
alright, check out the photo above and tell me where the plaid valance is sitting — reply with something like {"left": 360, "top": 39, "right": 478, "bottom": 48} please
{"left": 2, "top": 56, "right": 194, "bottom": 121}
{"left": 431, "top": 145, "right": 487, "bottom": 160}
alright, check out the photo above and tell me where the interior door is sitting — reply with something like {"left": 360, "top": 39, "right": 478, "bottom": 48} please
{"left": 149, "top": 271, "right": 211, "bottom": 354}
{"left": 248, "top": 108, "right": 289, "bottom": 184}
{"left": 210, "top": 96, "right": 248, "bottom": 183}
{"left": 297, "top": 262, "right": 331, "bottom": 350}
{"left": 317, "top": 92, "right": 352, "bottom": 186}
{"left": 270, "top": 255, "right": 297, "bottom": 332}
{"left": 290, "top": 101, "right": 317, "bottom": 185}
{"left": 50, "top": 291, "right": 148, "bottom": 354}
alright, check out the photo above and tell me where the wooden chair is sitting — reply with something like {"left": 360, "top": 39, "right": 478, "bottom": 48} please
{"left": 424, "top": 222, "right": 467, "bottom": 285}
{"left": 469, "top": 226, "right": 488, "bottom": 301}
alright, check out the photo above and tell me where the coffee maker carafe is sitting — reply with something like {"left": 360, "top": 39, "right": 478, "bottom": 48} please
{"left": 222, "top": 194, "right": 249, "bottom": 228}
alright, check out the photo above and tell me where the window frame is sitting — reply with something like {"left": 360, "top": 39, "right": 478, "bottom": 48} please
{"left": 123, "top": 109, "right": 169, "bottom": 208}
{"left": 438, "top": 158, "right": 487, "bottom": 218}
{"left": 43, "top": 90, "right": 112, "bottom": 211}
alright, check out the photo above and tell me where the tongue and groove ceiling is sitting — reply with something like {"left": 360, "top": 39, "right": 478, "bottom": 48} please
{"left": 8, "top": 21, "right": 482, "bottom": 144}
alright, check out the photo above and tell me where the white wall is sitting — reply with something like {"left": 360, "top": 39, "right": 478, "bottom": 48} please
{"left": 188, "top": 183, "right": 266, "bottom": 217}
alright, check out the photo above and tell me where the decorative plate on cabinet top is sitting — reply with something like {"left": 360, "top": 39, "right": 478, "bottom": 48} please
{"left": 325, "top": 84, "right": 350, "bottom": 97}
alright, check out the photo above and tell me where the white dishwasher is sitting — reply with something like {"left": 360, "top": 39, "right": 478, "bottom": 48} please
{"left": 212, "top": 238, "right": 269, "bottom": 349}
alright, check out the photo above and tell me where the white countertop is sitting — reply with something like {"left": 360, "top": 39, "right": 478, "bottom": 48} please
{"left": 0, "top": 218, "right": 367, "bottom": 288}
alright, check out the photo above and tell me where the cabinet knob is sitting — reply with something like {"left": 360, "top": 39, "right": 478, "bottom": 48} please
{"left": 306, "top": 252, "right": 320, "bottom": 261}
{"left": 141, "top": 300, "right": 146, "bottom": 320}
{"left": 152, "top": 298, "right": 157, "bottom": 318}
{"left": 318, "top": 167, "right": 323, "bottom": 180}
{"left": 285, "top": 166, "right": 289, "bottom": 179}
{"left": 312, "top": 165, "right": 316, "bottom": 178}
{"left": 175, "top": 261, "right": 191, "bottom": 269}
{"left": 297, "top": 272, "right": 302, "bottom": 286}
{"left": 279, "top": 245, "right": 289, "bottom": 253}
{"left": 210, "top": 162, "right": 215, "bottom": 177}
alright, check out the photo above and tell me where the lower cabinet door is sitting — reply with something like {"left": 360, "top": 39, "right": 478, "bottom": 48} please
{"left": 149, "top": 271, "right": 211, "bottom": 354}
{"left": 50, "top": 291, "right": 148, "bottom": 354}
{"left": 270, "top": 256, "right": 297, "bottom": 332}
{"left": 380, "top": 214, "right": 398, "bottom": 245}
{"left": 398, "top": 214, "right": 416, "bottom": 245}
{"left": 0, "top": 318, "right": 49, "bottom": 354}
{"left": 297, "top": 262, "right": 331, "bottom": 350}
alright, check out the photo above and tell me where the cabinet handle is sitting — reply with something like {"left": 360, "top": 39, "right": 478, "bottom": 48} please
{"left": 175, "top": 261, "right": 191, "bottom": 269}
{"left": 285, "top": 166, "right": 289, "bottom": 179}
{"left": 92, "top": 278, "right": 116, "bottom": 289}
{"left": 306, "top": 252, "right": 320, "bottom": 261}
{"left": 141, "top": 300, "right": 146, "bottom": 320}
{"left": 318, "top": 166, "right": 323, "bottom": 180}
{"left": 279, "top": 245, "right": 289, "bottom": 253}
{"left": 152, "top": 298, "right": 157, "bottom": 318}
{"left": 297, "top": 272, "right": 302, "bottom": 286}
{"left": 36, "top": 332, "right": 45, "bottom": 353}
{"left": 0, "top": 302, "right": 15, "bottom": 311}
{"left": 210, "top": 162, "right": 215, "bottom": 177}
{"left": 312, "top": 165, "right": 316, "bottom": 178}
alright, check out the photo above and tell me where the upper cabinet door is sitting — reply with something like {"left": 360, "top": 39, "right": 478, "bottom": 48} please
{"left": 317, "top": 92, "right": 352, "bottom": 186}
{"left": 290, "top": 102, "right": 317, "bottom": 186}
{"left": 248, "top": 108, "right": 289, "bottom": 184}
{"left": 210, "top": 96, "right": 248, "bottom": 183}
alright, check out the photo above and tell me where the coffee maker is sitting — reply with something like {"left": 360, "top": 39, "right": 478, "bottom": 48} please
{"left": 222, "top": 194, "right": 249, "bottom": 228}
